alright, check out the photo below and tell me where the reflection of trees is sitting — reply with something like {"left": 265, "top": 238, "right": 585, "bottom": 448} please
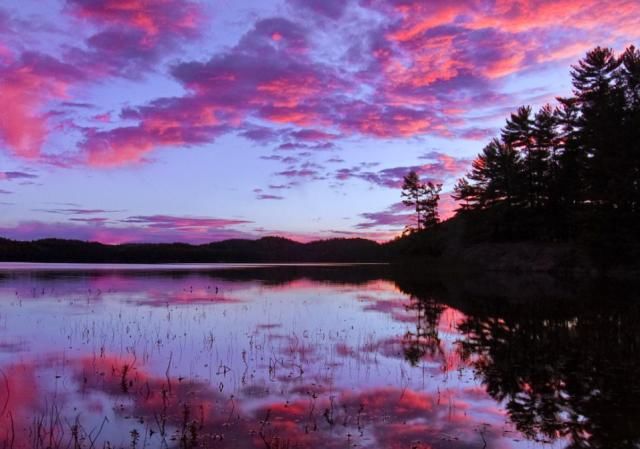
{"left": 391, "top": 274, "right": 449, "bottom": 367}
{"left": 402, "top": 295, "right": 445, "bottom": 366}
{"left": 392, "top": 271, "right": 640, "bottom": 448}
{"left": 458, "top": 298, "right": 640, "bottom": 449}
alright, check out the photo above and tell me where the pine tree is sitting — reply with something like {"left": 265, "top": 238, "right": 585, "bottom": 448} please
{"left": 402, "top": 171, "right": 424, "bottom": 233}
{"left": 466, "top": 144, "right": 494, "bottom": 209}
{"left": 554, "top": 97, "right": 584, "bottom": 210}
{"left": 502, "top": 106, "right": 535, "bottom": 207}
{"left": 618, "top": 45, "right": 640, "bottom": 109}
{"left": 401, "top": 171, "right": 441, "bottom": 232}
{"left": 617, "top": 46, "right": 640, "bottom": 212}
{"left": 466, "top": 139, "right": 521, "bottom": 209}
{"left": 571, "top": 46, "right": 623, "bottom": 209}
{"left": 532, "top": 104, "right": 557, "bottom": 208}
{"left": 421, "top": 181, "right": 442, "bottom": 228}
{"left": 452, "top": 178, "right": 480, "bottom": 211}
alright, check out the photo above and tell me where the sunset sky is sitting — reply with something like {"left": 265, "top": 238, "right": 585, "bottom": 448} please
{"left": 1, "top": 0, "right": 638, "bottom": 244}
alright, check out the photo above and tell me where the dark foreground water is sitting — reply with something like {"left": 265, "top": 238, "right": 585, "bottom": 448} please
{"left": 0, "top": 263, "right": 638, "bottom": 449}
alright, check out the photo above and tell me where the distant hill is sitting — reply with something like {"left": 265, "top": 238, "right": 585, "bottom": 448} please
{"left": 0, "top": 236, "right": 388, "bottom": 263}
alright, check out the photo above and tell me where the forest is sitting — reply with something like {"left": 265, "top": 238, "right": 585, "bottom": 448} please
{"left": 394, "top": 45, "right": 640, "bottom": 271}
{"left": 451, "top": 45, "right": 640, "bottom": 240}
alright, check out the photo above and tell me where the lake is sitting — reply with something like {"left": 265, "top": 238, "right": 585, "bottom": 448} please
{"left": 0, "top": 263, "right": 637, "bottom": 449}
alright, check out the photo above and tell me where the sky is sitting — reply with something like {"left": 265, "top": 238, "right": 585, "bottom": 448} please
{"left": 0, "top": 0, "right": 638, "bottom": 244}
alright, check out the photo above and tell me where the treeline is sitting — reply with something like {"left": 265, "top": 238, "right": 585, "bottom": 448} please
{"left": 453, "top": 45, "right": 640, "bottom": 241}
{"left": 0, "top": 236, "right": 386, "bottom": 263}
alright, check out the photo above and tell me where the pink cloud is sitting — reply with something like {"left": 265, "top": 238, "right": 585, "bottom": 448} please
{"left": 368, "top": 0, "right": 640, "bottom": 85}
{"left": 466, "top": 0, "right": 640, "bottom": 36}
{"left": 72, "top": 13, "right": 474, "bottom": 166}
{"left": 0, "top": 0, "right": 206, "bottom": 163}
{"left": 74, "top": 17, "right": 347, "bottom": 165}
{"left": 438, "top": 192, "right": 458, "bottom": 220}
{"left": 120, "top": 214, "right": 251, "bottom": 230}
{"left": 67, "top": 0, "right": 201, "bottom": 42}
{"left": 0, "top": 53, "right": 83, "bottom": 159}
{"left": 81, "top": 117, "right": 229, "bottom": 166}
{"left": 3, "top": 0, "right": 639, "bottom": 169}
{"left": 63, "top": 25, "right": 191, "bottom": 78}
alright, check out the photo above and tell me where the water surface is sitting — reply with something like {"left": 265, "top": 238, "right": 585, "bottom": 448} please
{"left": 0, "top": 264, "right": 637, "bottom": 448}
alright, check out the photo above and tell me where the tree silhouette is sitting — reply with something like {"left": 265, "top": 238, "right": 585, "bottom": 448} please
{"left": 452, "top": 177, "right": 479, "bottom": 211}
{"left": 554, "top": 96, "right": 584, "bottom": 211}
{"left": 402, "top": 294, "right": 445, "bottom": 367}
{"left": 502, "top": 106, "right": 535, "bottom": 206}
{"left": 461, "top": 138, "right": 521, "bottom": 210}
{"left": 393, "top": 273, "right": 640, "bottom": 449}
{"left": 401, "top": 171, "right": 423, "bottom": 233}
{"left": 533, "top": 104, "right": 557, "bottom": 206}
{"left": 401, "top": 170, "right": 442, "bottom": 233}
{"left": 571, "top": 46, "right": 623, "bottom": 212}
{"left": 421, "top": 181, "right": 442, "bottom": 228}
{"left": 458, "top": 295, "right": 640, "bottom": 449}
{"left": 617, "top": 46, "right": 640, "bottom": 213}
{"left": 450, "top": 44, "right": 640, "bottom": 243}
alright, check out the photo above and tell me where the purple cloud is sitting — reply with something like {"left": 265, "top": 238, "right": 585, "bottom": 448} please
{"left": 0, "top": 171, "right": 38, "bottom": 180}
{"left": 256, "top": 194, "right": 284, "bottom": 200}
{"left": 34, "top": 208, "right": 120, "bottom": 215}
{"left": 335, "top": 152, "right": 469, "bottom": 188}
{"left": 287, "top": 0, "right": 350, "bottom": 20}
{"left": 356, "top": 202, "right": 412, "bottom": 229}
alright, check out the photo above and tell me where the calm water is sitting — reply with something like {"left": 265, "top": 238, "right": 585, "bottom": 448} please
{"left": 0, "top": 264, "right": 638, "bottom": 449}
